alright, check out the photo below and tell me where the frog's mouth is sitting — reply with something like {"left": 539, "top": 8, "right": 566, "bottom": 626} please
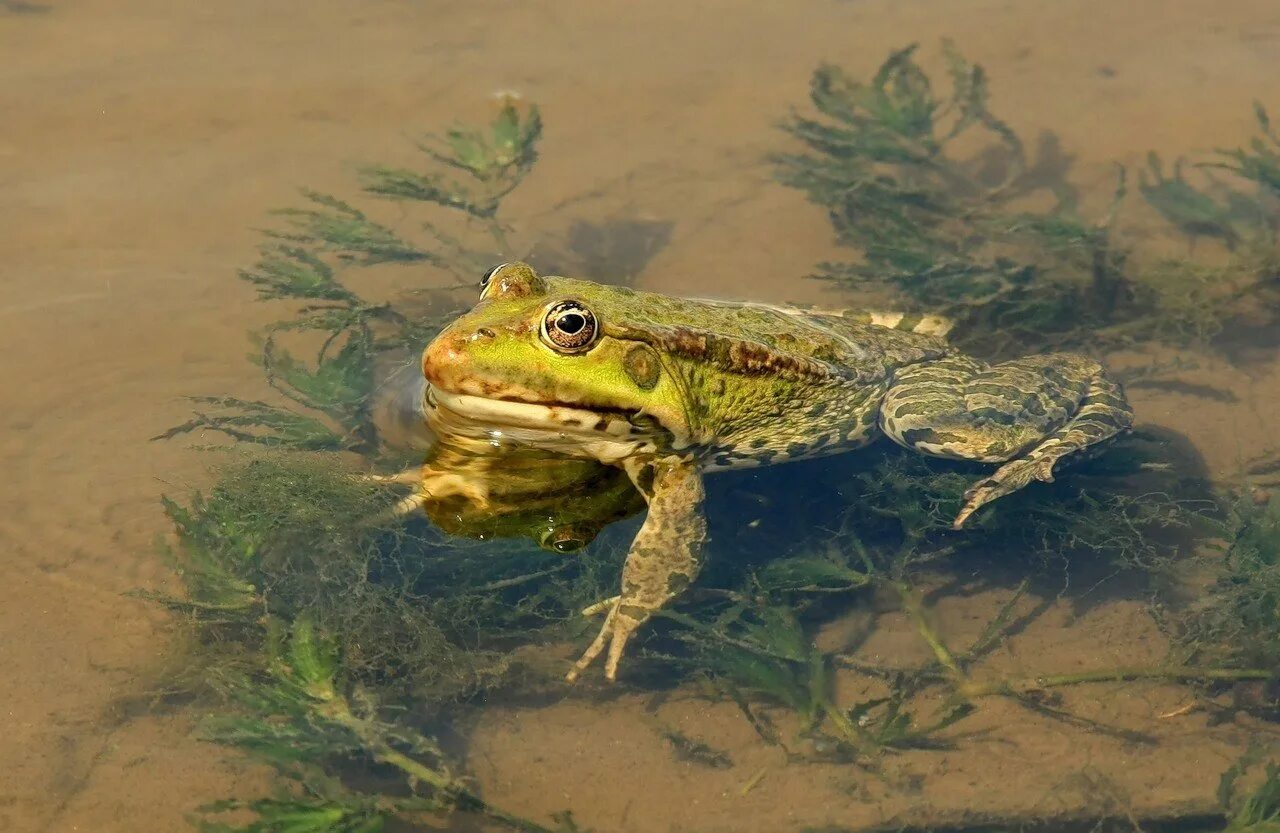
{"left": 424, "top": 385, "right": 662, "bottom": 463}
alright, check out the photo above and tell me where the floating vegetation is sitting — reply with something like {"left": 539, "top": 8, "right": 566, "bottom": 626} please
{"left": 776, "top": 42, "right": 1280, "bottom": 355}
{"left": 155, "top": 452, "right": 623, "bottom": 831}
{"left": 150, "top": 47, "right": 1280, "bottom": 833}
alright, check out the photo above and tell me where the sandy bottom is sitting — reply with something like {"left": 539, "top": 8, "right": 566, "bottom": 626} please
{"left": 3, "top": 1, "right": 1280, "bottom": 831}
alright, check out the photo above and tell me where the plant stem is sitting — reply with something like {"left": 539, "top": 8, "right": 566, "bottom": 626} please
{"left": 324, "top": 697, "right": 557, "bottom": 833}
{"left": 958, "top": 665, "right": 1273, "bottom": 699}
{"left": 821, "top": 698, "right": 880, "bottom": 756}
{"left": 893, "top": 580, "right": 965, "bottom": 681}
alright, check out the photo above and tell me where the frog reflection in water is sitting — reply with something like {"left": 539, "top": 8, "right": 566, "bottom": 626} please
{"left": 399, "top": 262, "right": 1133, "bottom": 682}
{"left": 377, "top": 373, "right": 646, "bottom": 554}
{"left": 415, "top": 444, "right": 645, "bottom": 554}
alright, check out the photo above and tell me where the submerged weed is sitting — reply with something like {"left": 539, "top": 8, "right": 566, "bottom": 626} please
{"left": 777, "top": 42, "right": 1279, "bottom": 355}
{"left": 1220, "top": 754, "right": 1280, "bottom": 833}
{"left": 1179, "top": 494, "right": 1280, "bottom": 674}
{"left": 193, "top": 618, "right": 570, "bottom": 833}
{"left": 153, "top": 453, "right": 624, "bottom": 702}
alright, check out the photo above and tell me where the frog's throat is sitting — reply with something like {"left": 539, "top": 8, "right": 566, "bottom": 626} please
{"left": 425, "top": 386, "right": 665, "bottom": 464}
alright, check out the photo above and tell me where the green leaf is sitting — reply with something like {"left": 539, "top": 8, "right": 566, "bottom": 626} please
{"left": 152, "top": 396, "right": 347, "bottom": 451}
{"left": 239, "top": 246, "right": 358, "bottom": 304}
{"left": 269, "top": 191, "right": 430, "bottom": 264}
{"left": 754, "top": 556, "right": 871, "bottom": 594}
{"left": 279, "top": 618, "right": 340, "bottom": 701}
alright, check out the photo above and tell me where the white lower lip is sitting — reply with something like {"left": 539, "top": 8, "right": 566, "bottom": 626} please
{"left": 429, "top": 388, "right": 626, "bottom": 431}
{"left": 426, "top": 386, "right": 656, "bottom": 463}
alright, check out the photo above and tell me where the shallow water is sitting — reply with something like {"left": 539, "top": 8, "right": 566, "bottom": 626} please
{"left": 3, "top": 2, "right": 1280, "bottom": 831}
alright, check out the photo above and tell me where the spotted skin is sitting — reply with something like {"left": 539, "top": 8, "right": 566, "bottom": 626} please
{"left": 565, "top": 457, "right": 706, "bottom": 682}
{"left": 419, "top": 263, "right": 1136, "bottom": 681}
{"left": 879, "top": 353, "right": 1133, "bottom": 527}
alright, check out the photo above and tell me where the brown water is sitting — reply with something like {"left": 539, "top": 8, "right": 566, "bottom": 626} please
{"left": 3, "top": 1, "right": 1280, "bottom": 831}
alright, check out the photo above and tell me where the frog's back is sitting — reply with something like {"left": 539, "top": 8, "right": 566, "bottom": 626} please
{"left": 556, "top": 278, "right": 952, "bottom": 376}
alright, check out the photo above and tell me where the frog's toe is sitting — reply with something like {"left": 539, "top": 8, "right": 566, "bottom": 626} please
{"left": 953, "top": 457, "right": 1058, "bottom": 529}
{"left": 581, "top": 595, "right": 620, "bottom": 618}
{"left": 390, "top": 491, "right": 429, "bottom": 517}
{"left": 565, "top": 598, "right": 648, "bottom": 683}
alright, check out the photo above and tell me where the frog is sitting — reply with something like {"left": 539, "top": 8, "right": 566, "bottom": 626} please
{"left": 416, "top": 262, "right": 1134, "bottom": 682}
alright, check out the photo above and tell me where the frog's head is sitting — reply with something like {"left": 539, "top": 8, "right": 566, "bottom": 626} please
{"left": 421, "top": 263, "right": 691, "bottom": 459}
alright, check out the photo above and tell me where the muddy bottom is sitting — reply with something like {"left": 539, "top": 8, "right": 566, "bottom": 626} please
{"left": 469, "top": 590, "right": 1264, "bottom": 832}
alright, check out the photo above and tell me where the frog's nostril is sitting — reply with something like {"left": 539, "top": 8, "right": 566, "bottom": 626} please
{"left": 472, "top": 327, "right": 496, "bottom": 342}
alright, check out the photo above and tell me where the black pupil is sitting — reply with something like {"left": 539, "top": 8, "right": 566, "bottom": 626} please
{"left": 557, "top": 312, "right": 586, "bottom": 334}
{"left": 554, "top": 538, "right": 584, "bottom": 552}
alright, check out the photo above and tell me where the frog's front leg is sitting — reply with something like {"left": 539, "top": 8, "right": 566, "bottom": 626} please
{"left": 367, "top": 466, "right": 492, "bottom": 518}
{"left": 566, "top": 456, "right": 706, "bottom": 683}
{"left": 880, "top": 354, "right": 1134, "bottom": 528}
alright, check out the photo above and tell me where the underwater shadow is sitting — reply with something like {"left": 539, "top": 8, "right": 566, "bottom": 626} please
{"left": 1, "top": 1, "right": 51, "bottom": 12}
{"left": 693, "top": 423, "right": 1216, "bottom": 626}
{"left": 530, "top": 216, "right": 675, "bottom": 285}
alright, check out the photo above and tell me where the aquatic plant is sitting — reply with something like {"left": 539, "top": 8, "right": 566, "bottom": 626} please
{"left": 158, "top": 98, "right": 543, "bottom": 455}
{"left": 153, "top": 452, "right": 626, "bottom": 832}
{"left": 1177, "top": 493, "right": 1280, "bottom": 675}
{"left": 776, "top": 42, "right": 1279, "bottom": 356}
{"left": 193, "top": 617, "right": 575, "bottom": 833}
{"left": 0, "top": 1, "right": 50, "bottom": 13}
{"left": 1220, "top": 753, "right": 1280, "bottom": 833}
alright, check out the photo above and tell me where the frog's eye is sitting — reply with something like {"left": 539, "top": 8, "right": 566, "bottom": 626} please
{"left": 538, "top": 525, "right": 590, "bottom": 553}
{"left": 541, "top": 300, "right": 598, "bottom": 353}
{"left": 479, "top": 263, "right": 509, "bottom": 298}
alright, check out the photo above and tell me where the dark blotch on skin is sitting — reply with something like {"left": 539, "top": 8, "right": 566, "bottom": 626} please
{"left": 612, "top": 324, "right": 835, "bottom": 380}
{"left": 970, "top": 407, "right": 1018, "bottom": 427}
{"left": 632, "top": 465, "right": 656, "bottom": 497}
{"left": 624, "top": 344, "right": 662, "bottom": 391}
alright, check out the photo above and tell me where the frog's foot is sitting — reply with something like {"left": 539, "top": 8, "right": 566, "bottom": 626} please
{"left": 953, "top": 455, "right": 1059, "bottom": 529}
{"left": 418, "top": 471, "right": 491, "bottom": 506}
{"left": 391, "top": 491, "right": 429, "bottom": 516}
{"left": 566, "top": 596, "right": 651, "bottom": 683}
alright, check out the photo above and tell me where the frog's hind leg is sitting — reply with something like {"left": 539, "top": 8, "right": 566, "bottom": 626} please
{"left": 880, "top": 354, "right": 1133, "bottom": 529}
{"left": 566, "top": 457, "right": 706, "bottom": 682}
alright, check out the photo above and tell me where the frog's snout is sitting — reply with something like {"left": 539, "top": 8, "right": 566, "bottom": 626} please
{"left": 422, "top": 329, "right": 465, "bottom": 388}
{"left": 422, "top": 325, "right": 495, "bottom": 389}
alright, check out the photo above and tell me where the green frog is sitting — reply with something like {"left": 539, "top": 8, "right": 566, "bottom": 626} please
{"left": 415, "top": 262, "right": 1134, "bottom": 682}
